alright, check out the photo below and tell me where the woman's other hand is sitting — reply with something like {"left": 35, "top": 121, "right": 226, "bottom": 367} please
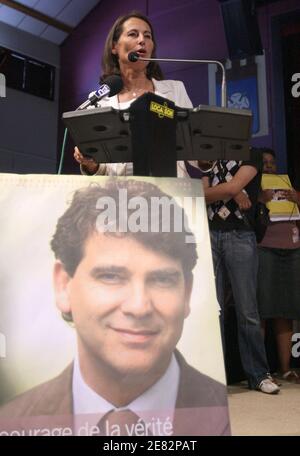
{"left": 259, "top": 189, "right": 274, "bottom": 204}
{"left": 74, "top": 147, "right": 99, "bottom": 175}
{"left": 282, "top": 188, "right": 300, "bottom": 205}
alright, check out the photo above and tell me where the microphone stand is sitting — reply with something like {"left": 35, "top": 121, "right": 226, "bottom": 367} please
{"left": 136, "top": 56, "right": 227, "bottom": 108}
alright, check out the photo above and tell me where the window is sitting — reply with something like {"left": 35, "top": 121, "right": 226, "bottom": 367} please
{"left": 0, "top": 46, "right": 55, "bottom": 100}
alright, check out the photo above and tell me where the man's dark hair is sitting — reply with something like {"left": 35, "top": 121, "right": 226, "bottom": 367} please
{"left": 51, "top": 179, "right": 198, "bottom": 281}
{"left": 101, "top": 11, "right": 164, "bottom": 81}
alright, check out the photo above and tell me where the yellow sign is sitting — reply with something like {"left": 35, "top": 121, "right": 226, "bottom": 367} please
{"left": 150, "top": 101, "right": 174, "bottom": 119}
{"left": 262, "top": 173, "right": 300, "bottom": 221}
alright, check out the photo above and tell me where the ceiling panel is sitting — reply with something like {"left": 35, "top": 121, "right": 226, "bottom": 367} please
{"left": 57, "top": 0, "right": 100, "bottom": 27}
{"left": 0, "top": 5, "right": 26, "bottom": 26}
{"left": 17, "top": 0, "right": 39, "bottom": 7}
{"left": 17, "top": 15, "right": 47, "bottom": 35}
{"left": 32, "top": 0, "right": 71, "bottom": 17}
{"left": 41, "top": 25, "right": 68, "bottom": 45}
{"left": 0, "top": 0, "right": 102, "bottom": 44}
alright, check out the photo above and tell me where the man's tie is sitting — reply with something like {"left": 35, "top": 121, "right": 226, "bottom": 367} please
{"left": 97, "top": 409, "right": 145, "bottom": 436}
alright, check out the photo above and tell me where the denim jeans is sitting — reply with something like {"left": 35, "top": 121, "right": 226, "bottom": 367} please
{"left": 210, "top": 230, "right": 270, "bottom": 389}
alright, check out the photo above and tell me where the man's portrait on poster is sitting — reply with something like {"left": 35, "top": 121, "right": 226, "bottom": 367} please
{"left": 0, "top": 178, "right": 229, "bottom": 436}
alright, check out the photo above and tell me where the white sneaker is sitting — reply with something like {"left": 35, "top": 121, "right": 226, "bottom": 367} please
{"left": 257, "top": 378, "right": 280, "bottom": 394}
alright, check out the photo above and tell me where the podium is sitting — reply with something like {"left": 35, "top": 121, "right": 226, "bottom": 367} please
{"left": 63, "top": 92, "right": 252, "bottom": 177}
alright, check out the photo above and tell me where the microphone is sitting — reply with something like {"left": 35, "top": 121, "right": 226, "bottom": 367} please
{"left": 128, "top": 52, "right": 227, "bottom": 108}
{"left": 77, "top": 74, "right": 123, "bottom": 110}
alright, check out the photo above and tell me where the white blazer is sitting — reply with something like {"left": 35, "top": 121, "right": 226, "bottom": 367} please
{"left": 81, "top": 79, "right": 196, "bottom": 177}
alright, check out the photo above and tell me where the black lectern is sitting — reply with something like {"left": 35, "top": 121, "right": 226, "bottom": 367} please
{"left": 63, "top": 92, "right": 252, "bottom": 177}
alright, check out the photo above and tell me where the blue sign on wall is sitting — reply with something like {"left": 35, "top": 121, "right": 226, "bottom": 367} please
{"left": 217, "top": 76, "right": 259, "bottom": 134}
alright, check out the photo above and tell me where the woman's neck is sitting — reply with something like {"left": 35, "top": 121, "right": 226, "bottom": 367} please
{"left": 121, "top": 67, "right": 150, "bottom": 90}
{"left": 118, "top": 68, "right": 154, "bottom": 102}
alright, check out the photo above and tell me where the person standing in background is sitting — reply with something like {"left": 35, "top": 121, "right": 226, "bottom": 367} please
{"left": 202, "top": 149, "right": 280, "bottom": 394}
{"left": 257, "top": 148, "right": 300, "bottom": 384}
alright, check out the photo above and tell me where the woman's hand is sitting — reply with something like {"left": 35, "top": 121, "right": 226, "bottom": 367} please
{"left": 282, "top": 188, "right": 300, "bottom": 205}
{"left": 258, "top": 189, "right": 273, "bottom": 204}
{"left": 74, "top": 147, "right": 99, "bottom": 175}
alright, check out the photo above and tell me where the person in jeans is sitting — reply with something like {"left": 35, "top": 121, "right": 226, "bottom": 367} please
{"left": 202, "top": 148, "right": 280, "bottom": 394}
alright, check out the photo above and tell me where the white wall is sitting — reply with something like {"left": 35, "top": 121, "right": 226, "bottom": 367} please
{"left": 0, "top": 22, "right": 60, "bottom": 173}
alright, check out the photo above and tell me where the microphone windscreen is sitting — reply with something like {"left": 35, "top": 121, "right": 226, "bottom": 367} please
{"left": 128, "top": 52, "right": 139, "bottom": 62}
{"left": 103, "top": 75, "right": 124, "bottom": 97}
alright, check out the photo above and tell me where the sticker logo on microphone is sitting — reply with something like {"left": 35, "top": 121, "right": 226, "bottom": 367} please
{"left": 150, "top": 101, "right": 174, "bottom": 119}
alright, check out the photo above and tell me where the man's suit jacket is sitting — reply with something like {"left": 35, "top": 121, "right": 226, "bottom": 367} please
{"left": 0, "top": 351, "right": 230, "bottom": 435}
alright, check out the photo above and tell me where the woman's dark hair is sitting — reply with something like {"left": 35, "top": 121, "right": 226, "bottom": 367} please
{"left": 101, "top": 11, "right": 164, "bottom": 81}
{"left": 260, "top": 147, "right": 276, "bottom": 158}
